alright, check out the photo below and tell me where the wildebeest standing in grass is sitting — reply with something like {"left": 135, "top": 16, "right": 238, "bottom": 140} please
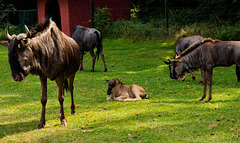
{"left": 72, "top": 25, "right": 107, "bottom": 72}
{"left": 165, "top": 38, "right": 240, "bottom": 102}
{"left": 5, "top": 18, "right": 81, "bottom": 128}
{"left": 173, "top": 35, "right": 204, "bottom": 82}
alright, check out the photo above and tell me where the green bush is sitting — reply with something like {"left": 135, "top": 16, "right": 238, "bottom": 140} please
{"left": 0, "top": 24, "right": 19, "bottom": 40}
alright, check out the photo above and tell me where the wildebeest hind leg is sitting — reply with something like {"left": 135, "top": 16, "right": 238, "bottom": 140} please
{"left": 69, "top": 75, "right": 76, "bottom": 114}
{"left": 235, "top": 65, "right": 240, "bottom": 82}
{"left": 37, "top": 76, "right": 47, "bottom": 129}
{"left": 89, "top": 49, "right": 96, "bottom": 72}
{"left": 79, "top": 52, "right": 84, "bottom": 71}
{"left": 56, "top": 76, "right": 67, "bottom": 126}
{"left": 100, "top": 50, "right": 107, "bottom": 72}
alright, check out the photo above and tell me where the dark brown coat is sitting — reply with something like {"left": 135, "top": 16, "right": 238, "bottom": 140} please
{"left": 166, "top": 38, "right": 240, "bottom": 102}
{"left": 72, "top": 25, "right": 107, "bottom": 72}
{"left": 5, "top": 18, "right": 81, "bottom": 128}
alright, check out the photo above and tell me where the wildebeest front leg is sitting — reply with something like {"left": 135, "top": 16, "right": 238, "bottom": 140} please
{"left": 100, "top": 50, "right": 107, "bottom": 72}
{"left": 56, "top": 76, "right": 67, "bottom": 126}
{"left": 190, "top": 72, "right": 195, "bottom": 80}
{"left": 89, "top": 49, "right": 96, "bottom": 72}
{"left": 206, "top": 68, "right": 213, "bottom": 102}
{"left": 37, "top": 76, "right": 47, "bottom": 129}
{"left": 69, "top": 74, "right": 76, "bottom": 114}
{"left": 200, "top": 70, "right": 207, "bottom": 101}
{"left": 200, "top": 69, "right": 204, "bottom": 83}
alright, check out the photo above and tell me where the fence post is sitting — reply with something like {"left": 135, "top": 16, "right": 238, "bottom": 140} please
{"left": 90, "top": 0, "right": 94, "bottom": 28}
{"left": 165, "top": 0, "right": 169, "bottom": 36}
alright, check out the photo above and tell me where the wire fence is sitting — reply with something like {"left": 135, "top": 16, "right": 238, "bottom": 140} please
{"left": 0, "top": 9, "right": 38, "bottom": 33}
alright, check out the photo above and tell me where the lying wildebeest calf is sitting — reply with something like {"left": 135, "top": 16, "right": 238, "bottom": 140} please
{"left": 171, "top": 35, "right": 204, "bottom": 82}
{"left": 105, "top": 78, "right": 148, "bottom": 101}
{"left": 72, "top": 25, "right": 107, "bottom": 72}
{"left": 5, "top": 18, "right": 81, "bottom": 128}
{"left": 165, "top": 38, "right": 240, "bottom": 102}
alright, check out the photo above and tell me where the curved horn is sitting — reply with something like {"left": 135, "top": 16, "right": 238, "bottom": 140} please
{"left": 5, "top": 27, "right": 12, "bottom": 40}
{"left": 24, "top": 25, "right": 31, "bottom": 37}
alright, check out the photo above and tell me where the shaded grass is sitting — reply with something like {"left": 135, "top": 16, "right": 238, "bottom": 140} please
{"left": 0, "top": 39, "right": 240, "bottom": 142}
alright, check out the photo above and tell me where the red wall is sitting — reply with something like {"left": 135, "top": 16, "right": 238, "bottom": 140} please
{"left": 37, "top": 0, "right": 130, "bottom": 36}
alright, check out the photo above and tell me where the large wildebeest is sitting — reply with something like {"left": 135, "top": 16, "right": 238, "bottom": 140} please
{"left": 5, "top": 18, "right": 81, "bottom": 128}
{"left": 72, "top": 25, "right": 107, "bottom": 72}
{"left": 172, "top": 35, "right": 204, "bottom": 82}
{"left": 164, "top": 38, "right": 240, "bottom": 102}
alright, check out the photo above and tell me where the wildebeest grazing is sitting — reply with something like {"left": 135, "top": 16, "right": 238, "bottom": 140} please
{"left": 5, "top": 18, "right": 81, "bottom": 128}
{"left": 105, "top": 78, "right": 148, "bottom": 101}
{"left": 72, "top": 25, "right": 107, "bottom": 72}
{"left": 165, "top": 38, "right": 240, "bottom": 102}
{"left": 167, "top": 35, "right": 204, "bottom": 82}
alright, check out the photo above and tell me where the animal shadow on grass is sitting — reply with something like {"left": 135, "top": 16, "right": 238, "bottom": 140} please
{"left": 0, "top": 120, "right": 39, "bottom": 139}
{"left": 156, "top": 98, "right": 240, "bottom": 104}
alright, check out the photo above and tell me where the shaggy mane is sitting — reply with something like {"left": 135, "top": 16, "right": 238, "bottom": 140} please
{"left": 176, "top": 38, "right": 220, "bottom": 58}
{"left": 28, "top": 17, "right": 52, "bottom": 38}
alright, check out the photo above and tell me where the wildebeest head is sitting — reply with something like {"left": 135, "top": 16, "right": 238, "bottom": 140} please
{"left": 105, "top": 78, "right": 122, "bottom": 95}
{"left": 5, "top": 26, "right": 34, "bottom": 82}
{"left": 163, "top": 59, "right": 187, "bottom": 80}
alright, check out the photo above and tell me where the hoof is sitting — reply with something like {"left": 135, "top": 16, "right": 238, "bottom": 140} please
{"left": 61, "top": 119, "right": 67, "bottom": 126}
{"left": 71, "top": 111, "right": 76, "bottom": 115}
{"left": 104, "top": 69, "right": 107, "bottom": 72}
{"left": 37, "top": 124, "right": 44, "bottom": 129}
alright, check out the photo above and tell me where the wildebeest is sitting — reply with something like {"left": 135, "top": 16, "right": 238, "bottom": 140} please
{"left": 5, "top": 18, "right": 81, "bottom": 128}
{"left": 72, "top": 25, "right": 107, "bottom": 72}
{"left": 171, "top": 35, "right": 204, "bottom": 82}
{"left": 105, "top": 78, "right": 148, "bottom": 101}
{"left": 164, "top": 38, "right": 240, "bottom": 102}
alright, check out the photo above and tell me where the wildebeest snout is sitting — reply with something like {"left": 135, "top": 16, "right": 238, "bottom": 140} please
{"left": 12, "top": 72, "right": 25, "bottom": 82}
{"left": 107, "top": 87, "right": 112, "bottom": 95}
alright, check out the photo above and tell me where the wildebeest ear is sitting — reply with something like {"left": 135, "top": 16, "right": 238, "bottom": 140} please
{"left": 163, "top": 61, "right": 170, "bottom": 65}
{"left": 105, "top": 80, "right": 110, "bottom": 83}
{"left": 0, "top": 40, "right": 9, "bottom": 47}
{"left": 171, "top": 59, "right": 180, "bottom": 62}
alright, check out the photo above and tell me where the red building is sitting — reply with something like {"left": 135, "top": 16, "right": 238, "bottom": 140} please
{"left": 37, "top": 0, "right": 130, "bottom": 36}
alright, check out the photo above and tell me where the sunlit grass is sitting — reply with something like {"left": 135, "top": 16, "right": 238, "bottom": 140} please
{"left": 0, "top": 39, "right": 240, "bottom": 142}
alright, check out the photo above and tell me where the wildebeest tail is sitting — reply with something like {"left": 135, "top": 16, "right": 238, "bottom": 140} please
{"left": 95, "top": 31, "right": 102, "bottom": 60}
{"left": 64, "top": 79, "right": 69, "bottom": 92}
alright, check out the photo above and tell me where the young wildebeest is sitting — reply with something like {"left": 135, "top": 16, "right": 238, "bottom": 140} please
{"left": 167, "top": 35, "right": 204, "bottom": 82}
{"left": 72, "top": 25, "right": 107, "bottom": 72}
{"left": 5, "top": 18, "right": 81, "bottom": 128}
{"left": 105, "top": 78, "right": 148, "bottom": 101}
{"left": 165, "top": 38, "right": 240, "bottom": 102}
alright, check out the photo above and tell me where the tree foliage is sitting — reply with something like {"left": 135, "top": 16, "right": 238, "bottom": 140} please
{"left": 0, "top": 0, "right": 16, "bottom": 24}
{"left": 131, "top": 0, "right": 240, "bottom": 24}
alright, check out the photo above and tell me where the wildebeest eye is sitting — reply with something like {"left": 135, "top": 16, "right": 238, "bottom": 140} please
{"left": 18, "top": 44, "right": 21, "bottom": 48}
{"left": 23, "top": 39, "right": 28, "bottom": 44}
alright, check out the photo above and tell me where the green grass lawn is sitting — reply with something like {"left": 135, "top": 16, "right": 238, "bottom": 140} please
{"left": 0, "top": 39, "right": 240, "bottom": 142}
